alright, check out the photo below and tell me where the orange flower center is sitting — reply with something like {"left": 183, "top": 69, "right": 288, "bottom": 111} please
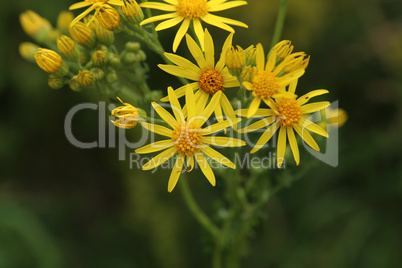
{"left": 172, "top": 123, "right": 203, "bottom": 155}
{"left": 252, "top": 71, "right": 279, "bottom": 99}
{"left": 199, "top": 69, "right": 224, "bottom": 95}
{"left": 275, "top": 98, "right": 302, "bottom": 127}
{"left": 176, "top": 0, "right": 209, "bottom": 19}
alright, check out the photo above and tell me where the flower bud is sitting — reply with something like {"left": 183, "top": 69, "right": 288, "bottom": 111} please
{"left": 90, "top": 68, "right": 105, "bottom": 81}
{"left": 69, "top": 76, "right": 83, "bottom": 92}
{"left": 77, "top": 70, "right": 94, "bottom": 86}
{"left": 19, "top": 42, "right": 39, "bottom": 62}
{"left": 283, "top": 52, "right": 310, "bottom": 74}
{"left": 57, "top": 35, "right": 80, "bottom": 61}
{"left": 96, "top": 6, "right": 121, "bottom": 31}
{"left": 111, "top": 97, "right": 140, "bottom": 129}
{"left": 48, "top": 74, "right": 65, "bottom": 89}
{"left": 121, "top": 0, "right": 144, "bottom": 25}
{"left": 91, "top": 50, "right": 108, "bottom": 66}
{"left": 57, "top": 11, "right": 74, "bottom": 34}
{"left": 245, "top": 45, "right": 256, "bottom": 66}
{"left": 109, "top": 54, "right": 122, "bottom": 68}
{"left": 225, "top": 45, "right": 245, "bottom": 76}
{"left": 125, "top": 42, "right": 141, "bottom": 52}
{"left": 34, "top": 48, "right": 69, "bottom": 76}
{"left": 69, "top": 22, "right": 96, "bottom": 49}
{"left": 106, "top": 70, "right": 118, "bottom": 84}
{"left": 240, "top": 66, "right": 256, "bottom": 83}
{"left": 272, "top": 40, "right": 294, "bottom": 60}
{"left": 79, "top": 51, "right": 91, "bottom": 66}
{"left": 19, "top": 10, "right": 52, "bottom": 43}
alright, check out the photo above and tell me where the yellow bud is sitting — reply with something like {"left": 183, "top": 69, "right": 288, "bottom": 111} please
{"left": 225, "top": 45, "right": 245, "bottom": 72}
{"left": 19, "top": 10, "right": 52, "bottom": 36}
{"left": 245, "top": 45, "right": 256, "bottom": 66}
{"left": 83, "top": 15, "right": 99, "bottom": 31}
{"left": 91, "top": 50, "right": 108, "bottom": 66}
{"left": 48, "top": 74, "right": 65, "bottom": 89}
{"left": 111, "top": 97, "right": 140, "bottom": 129}
{"left": 77, "top": 70, "right": 94, "bottom": 86}
{"left": 57, "top": 11, "right": 74, "bottom": 32}
{"left": 95, "top": 24, "right": 115, "bottom": 46}
{"left": 121, "top": 0, "right": 144, "bottom": 25}
{"left": 96, "top": 6, "right": 121, "bottom": 31}
{"left": 19, "top": 42, "right": 39, "bottom": 62}
{"left": 34, "top": 48, "right": 67, "bottom": 75}
{"left": 70, "top": 76, "right": 83, "bottom": 92}
{"left": 240, "top": 65, "right": 256, "bottom": 83}
{"left": 272, "top": 40, "right": 294, "bottom": 60}
{"left": 57, "top": 35, "right": 79, "bottom": 61}
{"left": 69, "top": 22, "right": 96, "bottom": 48}
{"left": 283, "top": 52, "right": 310, "bottom": 74}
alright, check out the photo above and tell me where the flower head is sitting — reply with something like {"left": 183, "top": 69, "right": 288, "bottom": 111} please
{"left": 69, "top": 0, "right": 124, "bottom": 27}
{"left": 57, "top": 35, "right": 80, "bottom": 61}
{"left": 34, "top": 48, "right": 68, "bottom": 75}
{"left": 225, "top": 45, "right": 245, "bottom": 75}
{"left": 135, "top": 86, "right": 244, "bottom": 192}
{"left": 111, "top": 97, "right": 140, "bottom": 129}
{"left": 77, "top": 70, "right": 94, "bottom": 86}
{"left": 120, "top": 0, "right": 144, "bottom": 24}
{"left": 140, "top": 0, "right": 248, "bottom": 52}
{"left": 243, "top": 43, "right": 305, "bottom": 118}
{"left": 95, "top": 4, "right": 121, "bottom": 30}
{"left": 158, "top": 29, "right": 239, "bottom": 129}
{"left": 69, "top": 21, "right": 96, "bottom": 48}
{"left": 237, "top": 81, "right": 330, "bottom": 167}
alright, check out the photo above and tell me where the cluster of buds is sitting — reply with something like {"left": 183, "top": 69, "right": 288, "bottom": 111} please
{"left": 18, "top": 1, "right": 148, "bottom": 95}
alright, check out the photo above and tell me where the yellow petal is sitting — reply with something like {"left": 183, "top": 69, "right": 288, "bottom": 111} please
{"left": 277, "top": 69, "right": 305, "bottom": 87}
{"left": 207, "top": 14, "right": 248, "bottom": 28}
{"left": 215, "top": 32, "right": 234, "bottom": 72}
{"left": 201, "top": 13, "right": 235, "bottom": 33}
{"left": 256, "top": 43, "right": 265, "bottom": 71}
{"left": 203, "top": 136, "right": 245, "bottom": 147}
{"left": 204, "top": 29, "right": 215, "bottom": 69}
{"left": 142, "top": 147, "right": 176, "bottom": 170}
{"left": 247, "top": 97, "right": 262, "bottom": 118}
{"left": 140, "top": 2, "right": 176, "bottom": 11}
{"left": 173, "top": 18, "right": 190, "bottom": 52}
{"left": 300, "top": 117, "right": 329, "bottom": 137}
{"left": 297, "top": 90, "right": 329, "bottom": 106}
{"left": 277, "top": 127, "right": 287, "bottom": 168}
{"left": 294, "top": 124, "right": 320, "bottom": 151}
{"left": 288, "top": 79, "right": 298, "bottom": 94}
{"left": 158, "top": 64, "right": 200, "bottom": 81}
{"left": 220, "top": 93, "right": 238, "bottom": 130}
{"left": 195, "top": 152, "right": 216, "bottom": 186}
{"left": 193, "top": 91, "right": 222, "bottom": 127}
{"left": 202, "top": 118, "right": 241, "bottom": 135}
{"left": 287, "top": 127, "right": 300, "bottom": 165}
{"left": 301, "top": 101, "right": 330, "bottom": 114}
{"left": 265, "top": 50, "right": 276, "bottom": 72}
{"left": 209, "top": 1, "right": 248, "bottom": 12}
{"left": 140, "top": 13, "right": 178, "bottom": 25}
{"left": 152, "top": 102, "right": 178, "bottom": 128}
{"left": 69, "top": 2, "right": 92, "bottom": 10}
{"left": 155, "top": 16, "right": 184, "bottom": 31}
{"left": 250, "top": 123, "right": 280, "bottom": 154}
{"left": 237, "top": 117, "right": 275, "bottom": 133}
{"left": 193, "top": 18, "right": 205, "bottom": 51}
{"left": 235, "top": 108, "right": 273, "bottom": 118}
{"left": 109, "top": 0, "right": 125, "bottom": 6}
{"left": 185, "top": 34, "right": 207, "bottom": 70}
{"left": 164, "top": 53, "right": 203, "bottom": 74}
{"left": 141, "top": 122, "right": 173, "bottom": 138}
{"left": 135, "top": 140, "right": 174, "bottom": 154}
{"left": 185, "top": 84, "right": 196, "bottom": 119}
{"left": 168, "top": 155, "right": 184, "bottom": 192}
{"left": 168, "top": 86, "right": 184, "bottom": 122}
{"left": 201, "top": 146, "right": 236, "bottom": 169}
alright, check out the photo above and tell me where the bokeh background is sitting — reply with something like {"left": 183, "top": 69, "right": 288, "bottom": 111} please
{"left": 1, "top": 0, "right": 402, "bottom": 267}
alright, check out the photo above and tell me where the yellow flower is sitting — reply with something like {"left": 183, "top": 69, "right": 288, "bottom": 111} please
{"left": 120, "top": 0, "right": 144, "bottom": 24}
{"left": 69, "top": 21, "right": 96, "bottom": 48}
{"left": 95, "top": 4, "right": 121, "bottom": 30}
{"left": 69, "top": 0, "right": 124, "bottom": 27}
{"left": 271, "top": 40, "right": 293, "bottom": 60}
{"left": 140, "top": 0, "right": 248, "bottom": 52}
{"left": 283, "top": 52, "right": 310, "bottom": 74}
{"left": 111, "top": 97, "right": 140, "bottom": 129}
{"left": 225, "top": 45, "right": 245, "bottom": 73}
{"left": 34, "top": 48, "right": 68, "bottom": 75}
{"left": 136, "top": 86, "right": 244, "bottom": 192}
{"left": 243, "top": 43, "right": 305, "bottom": 118}
{"left": 159, "top": 29, "right": 239, "bottom": 129}
{"left": 237, "top": 81, "right": 330, "bottom": 167}
{"left": 57, "top": 35, "right": 80, "bottom": 61}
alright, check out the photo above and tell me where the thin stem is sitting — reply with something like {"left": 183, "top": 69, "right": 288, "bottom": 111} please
{"left": 270, "top": 0, "right": 289, "bottom": 48}
{"left": 179, "top": 176, "right": 220, "bottom": 239}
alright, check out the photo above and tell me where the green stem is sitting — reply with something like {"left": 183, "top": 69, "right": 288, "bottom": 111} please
{"left": 270, "top": 0, "right": 289, "bottom": 48}
{"left": 179, "top": 176, "right": 220, "bottom": 239}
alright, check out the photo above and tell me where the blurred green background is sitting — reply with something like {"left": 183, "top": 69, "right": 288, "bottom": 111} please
{"left": 1, "top": 0, "right": 402, "bottom": 267}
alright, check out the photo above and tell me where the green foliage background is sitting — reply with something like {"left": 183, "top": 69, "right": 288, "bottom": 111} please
{"left": 1, "top": 0, "right": 402, "bottom": 267}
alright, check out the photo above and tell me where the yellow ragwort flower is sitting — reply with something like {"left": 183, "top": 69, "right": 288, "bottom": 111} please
{"left": 69, "top": 0, "right": 124, "bottom": 27}
{"left": 159, "top": 29, "right": 239, "bottom": 129}
{"left": 95, "top": 4, "right": 121, "bottom": 30}
{"left": 272, "top": 40, "right": 293, "bottom": 60}
{"left": 136, "top": 86, "right": 244, "bottom": 192}
{"left": 283, "top": 52, "right": 310, "bottom": 74}
{"left": 111, "top": 97, "right": 140, "bottom": 129}
{"left": 243, "top": 43, "right": 305, "bottom": 118}
{"left": 120, "top": 0, "right": 144, "bottom": 24}
{"left": 140, "top": 0, "right": 248, "bottom": 52}
{"left": 237, "top": 81, "right": 330, "bottom": 167}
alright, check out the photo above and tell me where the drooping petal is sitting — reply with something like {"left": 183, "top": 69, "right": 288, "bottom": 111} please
{"left": 287, "top": 127, "right": 300, "bottom": 165}
{"left": 277, "top": 127, "right": 287, "bottom": 168}
{"left": 168, "top": 155, "right": 184, "bottom": 192}
{"left": 173, "top": 18, "right": 191, "bottom": 52}
{"left": 250, "top": 123, "right": 280, "bottom": 154}
{"left": 152, "top": 102, "right": 178, "bottom": 128}
{"left": 201, "top": 146, "right": 236, "bottom": 169}
{"left": 135, "top": 140, "right": 174, "bottom": 154}
{"left": 300, "top": 117, "right": 329, "bottom": 137}
{"left": 288, "top": 79, "right": 298, "bottom": 94}
{"left": 141, "top": 122, "right": 173, "bottom": 138}
{"left": 142, "top": 147, "right": 176, "bottom": 170}
{"left": 201, "top": 13, "right": 235, "bottom": 33}
{"left": 195, "top": 152, "right": 216, "bottom": 186}
{"left": 294, "top": 124, "right": 320, "bottom": 151}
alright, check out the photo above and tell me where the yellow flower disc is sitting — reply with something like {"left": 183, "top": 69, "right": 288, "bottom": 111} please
{"left": 199, "top": 69, "right": 224, "bottom": 95}
{"left": 176, "top": 0, "right": 209, "bottom": 19}
{"left": 275, "top": 98, "right": 302, "bottom": 127}
{"left": 172, "top": 123, "right": 203, "bottom": 156}
{"left": 252, "top": 71, "right": 279, "bottom": 99}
